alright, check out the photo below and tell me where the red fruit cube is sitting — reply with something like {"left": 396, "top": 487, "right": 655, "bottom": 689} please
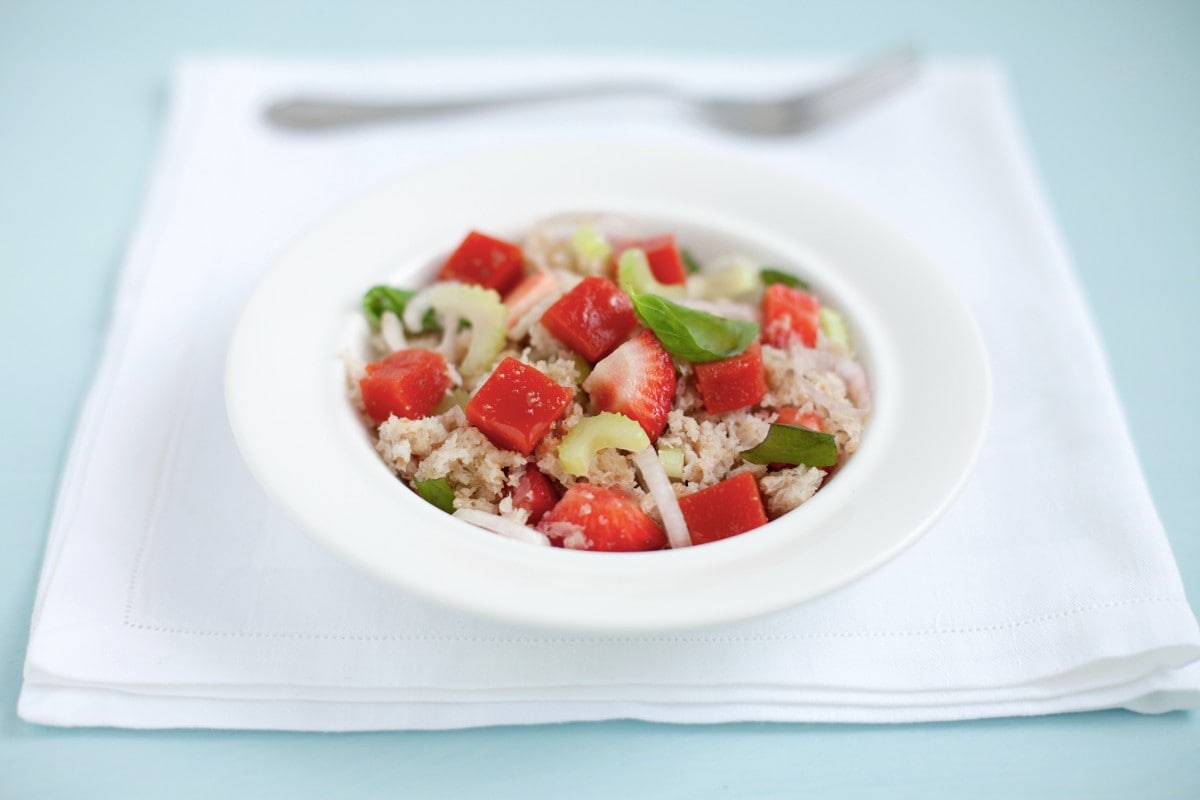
{"left": 694, "top": 341, "right": 767, "bottom": 414}
{"left": 539, "top": 276, "right": 637, "bottom": 363}
{"left": 538, "top": 484, "right": 667, "bottom": 552}
{"left": 678, "top": 472, "right": 769, "bottom": 545}
{"left": 763, "top": 283, "right": 820, "bottom": 348}
{"left": 359, "top": 349, "right": 451, "bottom": 423}
{"left": 776, "top": 407, "right": 824, "bottom": 431}
{"left": 617, "top": 234, "right": 687, "bottom": 285}
{"left": 465, "top": 357, "right": 573, "bottom": 455}
{"left": 582, "top": 330, "right": 677, "bottom": 441}
{"left": 438, "top": 231, "right": 525, "bottom": 295}
{"left": 507, "top": 465, "right": 560, "bottom": 525}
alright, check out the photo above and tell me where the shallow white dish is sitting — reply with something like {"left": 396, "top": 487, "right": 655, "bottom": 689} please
{"left": 226, "top": 141, "right": 990, "bottom": 632}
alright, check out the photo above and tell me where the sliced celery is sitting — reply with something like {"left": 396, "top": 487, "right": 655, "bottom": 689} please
{"left": 686, "top": 262, "right": 762, "bottom": 300}
{"left": 433, "top": 387, "right": 470, "bottom": 415}
{"left": 617, "top": 248, "right": 686, "bottom": 299}
{"left": 571, "top": 354, "right": 592, "bottom": 383}
{"left": 819, "top": 307, "right": 852, "bottom": 350}
{"left": 571, "top": 225, "right": 612, "bottom": 263}
{"left": 402, "top": 282, "right": 507, "bottom": 377}
{"left": 558, "top": 412, "right": 651, "bottom": 477}
{"left": 657, "top": 447, "right": 685, "bottom": 479}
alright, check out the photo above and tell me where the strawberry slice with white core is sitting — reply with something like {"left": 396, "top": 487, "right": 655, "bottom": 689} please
{"left": 582, "top": 329, "right": 676, "bottom": 442}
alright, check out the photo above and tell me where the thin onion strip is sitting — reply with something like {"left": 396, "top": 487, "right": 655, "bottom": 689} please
{"left": 633, "top": 446, "right": 691, "bottom": 549}
{"left": 453, "top": 509, "right": 551, "bottom": 547}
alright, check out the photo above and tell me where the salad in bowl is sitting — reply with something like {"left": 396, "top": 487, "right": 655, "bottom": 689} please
{"left": 345, "top": 214, "right": 870, "bottom": 552}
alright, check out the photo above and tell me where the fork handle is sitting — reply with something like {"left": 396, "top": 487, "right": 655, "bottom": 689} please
{"left": 265, "top": 81, "right": 672, "bottom": 130}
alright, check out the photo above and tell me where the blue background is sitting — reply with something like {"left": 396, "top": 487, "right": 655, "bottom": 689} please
{"left": 2, "top": 1, "right": 1198, "bottom": 796}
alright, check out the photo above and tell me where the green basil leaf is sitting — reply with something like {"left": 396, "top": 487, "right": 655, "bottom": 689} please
{"left": 741, "top": 423, "right": 838, "bottom": 467}
{"left": 760, "top": 268, "right": 810, "bottom": 290}
{"left": 414, "top": 476, "right": 455, "bottom": 513}
{"left": 362, "top": 285, "right": 437, "bottom": 332}
{"left": 681, "top": 248, "right": 701, "bottom": 275}
{"left": 631, "top": 294, "right": 759, "bottom": 363}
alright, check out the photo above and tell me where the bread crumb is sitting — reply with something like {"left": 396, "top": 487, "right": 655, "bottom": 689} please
{"left": 519, "top": 351, "right": 580, "bottom": 391}
{"left": 376, "top": 406, "right": 467, "bottom": 479}
{"left": 497, "top": 494, "right": 531, "bottom": 525}
{"left": 342, "top": 350, "right": 368, "bottom": 413}
{"left": 658, "top": 408, "right": 770, "bottom": 492}
{"left": 414, "top": 425, "right": 526, "bottom": 513}
{"left": 759, "top": 466, "right": 826, "bottom": 516}
{"left": 761, "top": 343, "right": 864, "bottom": 456}
{"left": 527, "top": 322, "right": 575, "bottom": 360}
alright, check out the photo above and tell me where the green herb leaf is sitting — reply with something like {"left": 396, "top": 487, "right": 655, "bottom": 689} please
{"left": 740, "top": 423, "right": 838, "bottom": 467}
{"left": 631, "top": 294, "right": 759, "bottom": 363}
{"left": 681, "top": 248, "right": 701, "bottom": 275}
{"left": 362, "top": 285, "right": 437, "bottom": 332}
{"left": 414, "top": 477, "right": 456, "bottom": 513}
{"left": 760, "top": 268, "right": 810, "bottom": 290}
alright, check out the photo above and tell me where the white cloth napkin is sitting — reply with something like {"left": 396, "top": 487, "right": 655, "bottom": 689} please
{"left": 19, "top": 56, "right": 1200, "bottom": 730}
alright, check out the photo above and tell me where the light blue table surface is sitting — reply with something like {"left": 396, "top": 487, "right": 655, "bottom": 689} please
{"left": 2, "top": 1, "right": 1198, "bottom": 797}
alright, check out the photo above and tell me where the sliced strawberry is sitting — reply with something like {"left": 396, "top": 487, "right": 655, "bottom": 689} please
{"left": 539, "top": 276, "right": 637, "bottom": 362}
{"left": 503, "top": 271, "right": 559, "bottom": 329}
{"left": 507, "top": 465, "right": 560, "bottom": 525}
{"left": 537, "top": 483, "right": 666, "bottom": 552}
{"left": 465, "top": 357, "right": 573, "bottom": 455}
{"left": 678, "top": 472, "right": 769, "bottom": 545}
{"left": 693, "top": 341, "right": 767, "bottom": 414}
{"left": 582, "top": 329, "right": 676, "bottom": 441}
{"left": 359, "top": 348, "right": 451, "bottom": 423}
{"left": 763, "top": 283, "right": 820, "bottom": 348}
{"left": 438, "top": 231, "right": 524, "bottom": 295}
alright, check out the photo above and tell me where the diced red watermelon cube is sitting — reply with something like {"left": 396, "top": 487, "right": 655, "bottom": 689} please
{"left": 537, "top": 483, "right": 667, "bottom": 552}
{"left": 438, "top": 231, "right": 525, "bottom": 295}
{"left": 763, "top": 283, "right": 820, "bottom": 348}
{"left": 465, "top": 357, "right": 573, "bottom": 455}
{"left": 359, "top": 349, "right": 451, "bottom": 423}
{"left": 507, "top": 465, "right": 560, "bottom": 525}
{"left": 539, "top": 276, "right": 637, "bottom": 362}
{"left": 616, "top": 234, "right": 688, "bottom": 285}
{"left": 693, "top": 341, "right": 767, "bottom": 414}
{"left": 677, "top": 472, "right": 769, "bottom": 545}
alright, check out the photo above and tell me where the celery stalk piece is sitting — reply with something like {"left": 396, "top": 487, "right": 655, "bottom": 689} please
{"left": 433, "top": 387, "right": 470, "bottom": 415}
{"left": 657, "top": 447, "right": 685, "bottom": 479}
{"left": 571, "top": 225, "right": 612, "bottom": 263}
{"left": 819, "top": 307, "right": 852, "bottom": 350}
{"left": 402, "top": 282, "right": 507, "bottom": 377}
{"left": 617, "top": 248, "right": 686, "bottom": 299}
{"left": 558, "top": 412, "right": 651, "bottom": 477}
{"left": 686, "top": 262, "right": 763, "bottom": 301}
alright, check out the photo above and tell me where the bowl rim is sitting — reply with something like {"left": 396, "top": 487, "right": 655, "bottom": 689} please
{"left": 226, "top": 140, "right": 991, "bottom": 632}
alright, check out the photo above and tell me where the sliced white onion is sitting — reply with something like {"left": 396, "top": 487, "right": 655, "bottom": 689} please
{"left": 633, "top": 446, "right": 691, "bottom": 549}
{"left": 525, "top": 212, "right": 640, "bottom": 244}
{"left": 795, "top": 346, "right": 872, "bottom": 409}
{"left": 380, "top": 310, "right": 406, "bottom": 352}
{"left": 453, "top": 508, "right": 551, "bottom": 547}
{"left": 438, "top": 314, "right": 462, "bottom": 360}
{"left": 794, "top": 374, "right": 868, "bottom": 420}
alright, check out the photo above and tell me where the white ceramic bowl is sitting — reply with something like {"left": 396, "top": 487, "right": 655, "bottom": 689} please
{"left": 226, "top": 141, "right": 990, "bottom": 632}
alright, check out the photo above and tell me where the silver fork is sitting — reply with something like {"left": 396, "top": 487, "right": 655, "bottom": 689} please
{"left": 264, "top": 46, "right": 919, "bottom": 136}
